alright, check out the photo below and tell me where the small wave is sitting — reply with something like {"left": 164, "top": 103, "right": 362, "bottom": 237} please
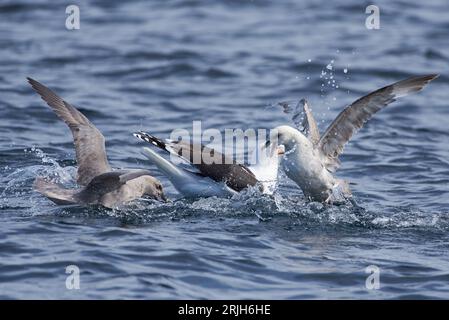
{"left": 123, "top": 50, "right": 202, "bottom": 62}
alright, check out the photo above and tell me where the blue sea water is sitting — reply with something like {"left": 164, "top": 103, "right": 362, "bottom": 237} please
{"left": 0, "top": 0, "right": 449, "bottom": 299}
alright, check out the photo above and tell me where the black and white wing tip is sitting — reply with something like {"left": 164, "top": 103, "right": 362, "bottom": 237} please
{"left": 133, "top": 131, "right": 168, "bottom": 150}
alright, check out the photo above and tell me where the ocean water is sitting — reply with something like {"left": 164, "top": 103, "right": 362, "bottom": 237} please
{"left": 1, "top": 0, "right": 449, "bottom": 299}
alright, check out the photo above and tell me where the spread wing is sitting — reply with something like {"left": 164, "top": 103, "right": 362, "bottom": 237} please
{"left": 134, "top": 131, "right": 258, "bottom": 191}
{"left": 279, "top": 99, "right": 320, "bottom": 145}
{"left": 317, "top": 74, "right": 438, "bottom": 172}
{"left": 278, "top": 100, "right": 303, "bottom": 130}
{"left": 28, "top": 77, "right": 111, "bottom": 185}
{"left": 300, "top": 99, "right": 320, "bottom": 145}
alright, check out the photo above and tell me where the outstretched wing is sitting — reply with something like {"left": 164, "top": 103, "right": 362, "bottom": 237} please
{"left": 134, "top": 131, "right": 258, "bottom": 191}
{"left": 279, "top": 99, "right": 320, "bottom": 145}
{"left": 28, "top": 77, "right": 111, "bottom": 185}
{"left": 278, "top": 100, "right": 303, "bottom": 130}
{"left": 300, "top": 99, "right": 320, "bottom": 145}
{"left": 318, "top": 74, "right": 438, "bottom": 172}
{"left": 133, "top": 131, "right": 199, "bottom": 168}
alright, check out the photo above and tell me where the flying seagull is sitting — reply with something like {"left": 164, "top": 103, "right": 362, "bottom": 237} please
{"left": 273, "top": 74, "right": 439, "bottom": 203}
{"left": 133, "top": 131, "right": 283, "bottom": 198}
{"left": 28, "top": 78, "right": 166, "bottom": 208}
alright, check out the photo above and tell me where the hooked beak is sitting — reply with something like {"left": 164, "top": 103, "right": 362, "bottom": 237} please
{"left": 263, "top": 140, "right": 285, "bottom": 156}
{"left": 158, "top": 193, "right": 168, "bottom": 202}
{"left": 277, "top": 145, "right": 285, "bottom": 155}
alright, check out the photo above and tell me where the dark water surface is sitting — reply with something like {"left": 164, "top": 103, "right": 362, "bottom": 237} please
{"left": 1, "top": 0, "right": 449, "bottom": 299}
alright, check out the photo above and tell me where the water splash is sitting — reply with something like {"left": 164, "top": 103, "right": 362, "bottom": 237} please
{"left": 2, "top": 147, "right": 448, "bottom": 231}
{"left": 0, "top": 147, "right": 76, "bottom": 212}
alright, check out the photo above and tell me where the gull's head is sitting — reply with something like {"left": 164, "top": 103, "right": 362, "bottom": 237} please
{"left": 271, "top": 125, "right": 308, "bottom": 154}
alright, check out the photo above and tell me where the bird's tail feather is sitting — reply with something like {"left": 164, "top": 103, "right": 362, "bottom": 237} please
{"left": 33, "top": 177, "right": 78, "bottom": 205}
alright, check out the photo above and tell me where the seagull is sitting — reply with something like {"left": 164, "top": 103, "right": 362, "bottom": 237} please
{"left": 133, "top": 131, "right": 283, "bottom": 198}
{"left": 28, "top": 78, "right": 167, "bottom": 208}
{"left": 273, "top": 74, "right": 439, "bottom": 203}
